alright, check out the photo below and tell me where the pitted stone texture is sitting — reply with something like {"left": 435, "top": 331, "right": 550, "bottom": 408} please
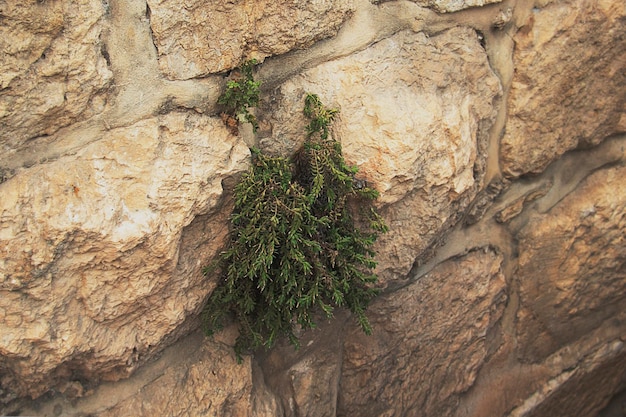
{"left": 15, "top": 331, "right": 281, "bottom": 417}
{"left": 259, "top": 27, "right": 501, "bottom": 283}
{"left": 515, "top": 165, "right": 626, "bottom": 363}
{"left": 501, "top": 0, "right": 626, "bottom": 177}
{"left": 0, "top": 113, "right": 250, "bottom": 402}
{"left": 146, "top": 0, "right": 355, "bottom": 79}
{"left": 0, "top": 0, "right": 63, "bottom": 89}
{"left": 0, "top": 0, "right": 112, "bottom": 157}
{"left": 337, "top": 249, "right": 507, "bottom": 417}
{"left": 372, "top": 0, "right": 503, "bottom": 13}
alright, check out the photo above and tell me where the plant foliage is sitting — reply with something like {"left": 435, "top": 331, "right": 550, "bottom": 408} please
{"left": 218, "top": 59, "right": 261, "bottom": 134}
{"left": 202, "top": 94, "right": 387, "bottom": 360}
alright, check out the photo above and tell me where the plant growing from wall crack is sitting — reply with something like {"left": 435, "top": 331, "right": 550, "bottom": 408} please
{"left": 218, "top": 59, "right": 261, "bottom": 134}
{"left": 202, "top": 94, "right": 387, "bottom": 361}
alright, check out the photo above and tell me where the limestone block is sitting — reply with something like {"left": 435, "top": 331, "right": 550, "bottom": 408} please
{"left": 337, "top": 249, "right": 507, "bottom": 417}
{"left": 515, "top": 165, "right": 626, "bottom": 362}
{"left": 372, "top": 0, "right": 503, "bottom": 14}
{"left": 0, "top": 113, "right": 250, "bottom": 402}
{"left": 0, "top": 0, "right": 112, "bottom": 157}
{"left": 259, "top": 27, "right": 501, "bottom": 282}
{"left": 146, "top": 0, "right": 355, "bottom": 79}
{"left": 501, "top": 0, "right": 626, "bottom": 177}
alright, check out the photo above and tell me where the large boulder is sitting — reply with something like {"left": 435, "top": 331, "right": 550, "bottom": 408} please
{"left": 0, "top": 113, "right": 250, "bottom": 402}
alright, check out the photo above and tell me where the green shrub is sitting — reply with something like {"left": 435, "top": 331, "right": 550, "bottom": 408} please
{"left": 218, "top": 59, "right": 261, "bottom": 133}
{"left": 202, "top": 94, "right": 387, "bottom": 361}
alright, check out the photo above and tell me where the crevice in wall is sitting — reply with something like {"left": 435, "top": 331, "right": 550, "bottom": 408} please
{"left": 257, "top": 0, "right": 448, "bottom": 89}
{"left": 144, "top": 1, "right": 158, "bottom": 68}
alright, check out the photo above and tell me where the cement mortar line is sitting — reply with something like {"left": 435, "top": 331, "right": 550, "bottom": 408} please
{"left": 505, "top": 134, "right": 626, "bottom": 231}
{"left": 453, "top": 0, "right": 535, "bottom": 185}
{"left": 257, "top": 0, "right": 524, "bottom": 88}
{"left": 407, "top": 133, "right": 626, "bottom": 284}
{"left": 103, "top": 0, "right": 224, "bottom": 126}
{"left": 0, "top": 0, "right": 224, "bottom": 173}
{"left": 257, "top": 0, "right": 444, "bottom": 88}
{"left": 404, "top": 134, "right": 626, "bottom": 415}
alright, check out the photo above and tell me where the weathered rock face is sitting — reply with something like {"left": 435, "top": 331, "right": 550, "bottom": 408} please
{"left": 508, "top": 342, "right": 626, "bottom": 417}
{"left": 339, "top": 249, "right": 507, "bottom": 417}
{"left": 0, "top": 0, "right": 112, "bottom": 159}
{"left": 1, "top": 0, "right": 625, "bottom": 415}
{"left": 515, "top": 165, "right": 626, "bottom": 362}
{"left": 372, "top": 0, "right": 503, "bottom": 13}
{"left": 18, "top": 330, "right": 282, "bottom": 417}
{"left": 146, "top": 0, "right": 356, "bottom": 79}
{"left": 256, "top": 313, "right": 348, "bottom": 417}
{"left": 501, "top": 0, "right": 626, "bottom": 177}
{"left": 0, "top": 113, "right": 249, "bottom": 401}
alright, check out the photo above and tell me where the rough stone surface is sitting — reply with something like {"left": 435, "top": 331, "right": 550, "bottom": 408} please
{"left": 0, "top": 113, "right": 250, "bottom": 402}
{"left": 373, "top": 0, "right": 503, "bottom": 13}
{"left": 1, "top": 0, "right": 626, "bottom": 414}
{"left": 598, "top": 388, "right": 626, "bottom": 417}
{"left": 92, "top": 335, "right": 278, "bottom": 417}
{"left": 337, "top": 249, "right": 507, "bottom": 417}
{"left": 18, "top": 330, "right": 281, "bottom": 417}
{"left": 0, "top": 0, "right": 112, "bottom": 158}
{"left": 515, "top": 165, "right": 626, "bottom": 362}
{"left": 146, "top": 0, "right": 355, "bottom": 79}
{"left": 259, "top": 27, "right": 501, "bottom": 283}
{"left": 501, "top": 0, "right": 626, "bottom": 177}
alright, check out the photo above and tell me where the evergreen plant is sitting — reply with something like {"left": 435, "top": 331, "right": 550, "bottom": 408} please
{"left": 217, "top": 59, "right": 261, "bottom": 133}
{"left": 202, "top": 94, "right": 387, "bottom": 361}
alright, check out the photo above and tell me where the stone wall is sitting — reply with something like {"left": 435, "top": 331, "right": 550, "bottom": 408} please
{"left": 0, "top": 0, "right": 624, "bottom": 416}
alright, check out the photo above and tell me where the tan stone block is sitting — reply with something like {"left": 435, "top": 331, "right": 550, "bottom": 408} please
{"left": 338, "top": 249, "right": 507, "bottom": 416}
{"left": 0, "top": 113, "right": 250, "bottom": 401}
{"left": 515, "top": 165, "right": 626, "bottom": 362}
{"left": 0, "top": 0, "right": 113, "bottom": 157}
{"left": 146, "top": 0, "right": 356, "bottom": 79}
{"left": 501, "top": 0, "right": 626, "bottom": 177}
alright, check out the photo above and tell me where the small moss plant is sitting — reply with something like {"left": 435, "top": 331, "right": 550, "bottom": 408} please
{"left": 218, "top": 59, "right": 261, "bottom": 134}
{"left": 202, "top": 94, "right": 387, "bottom": 361}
